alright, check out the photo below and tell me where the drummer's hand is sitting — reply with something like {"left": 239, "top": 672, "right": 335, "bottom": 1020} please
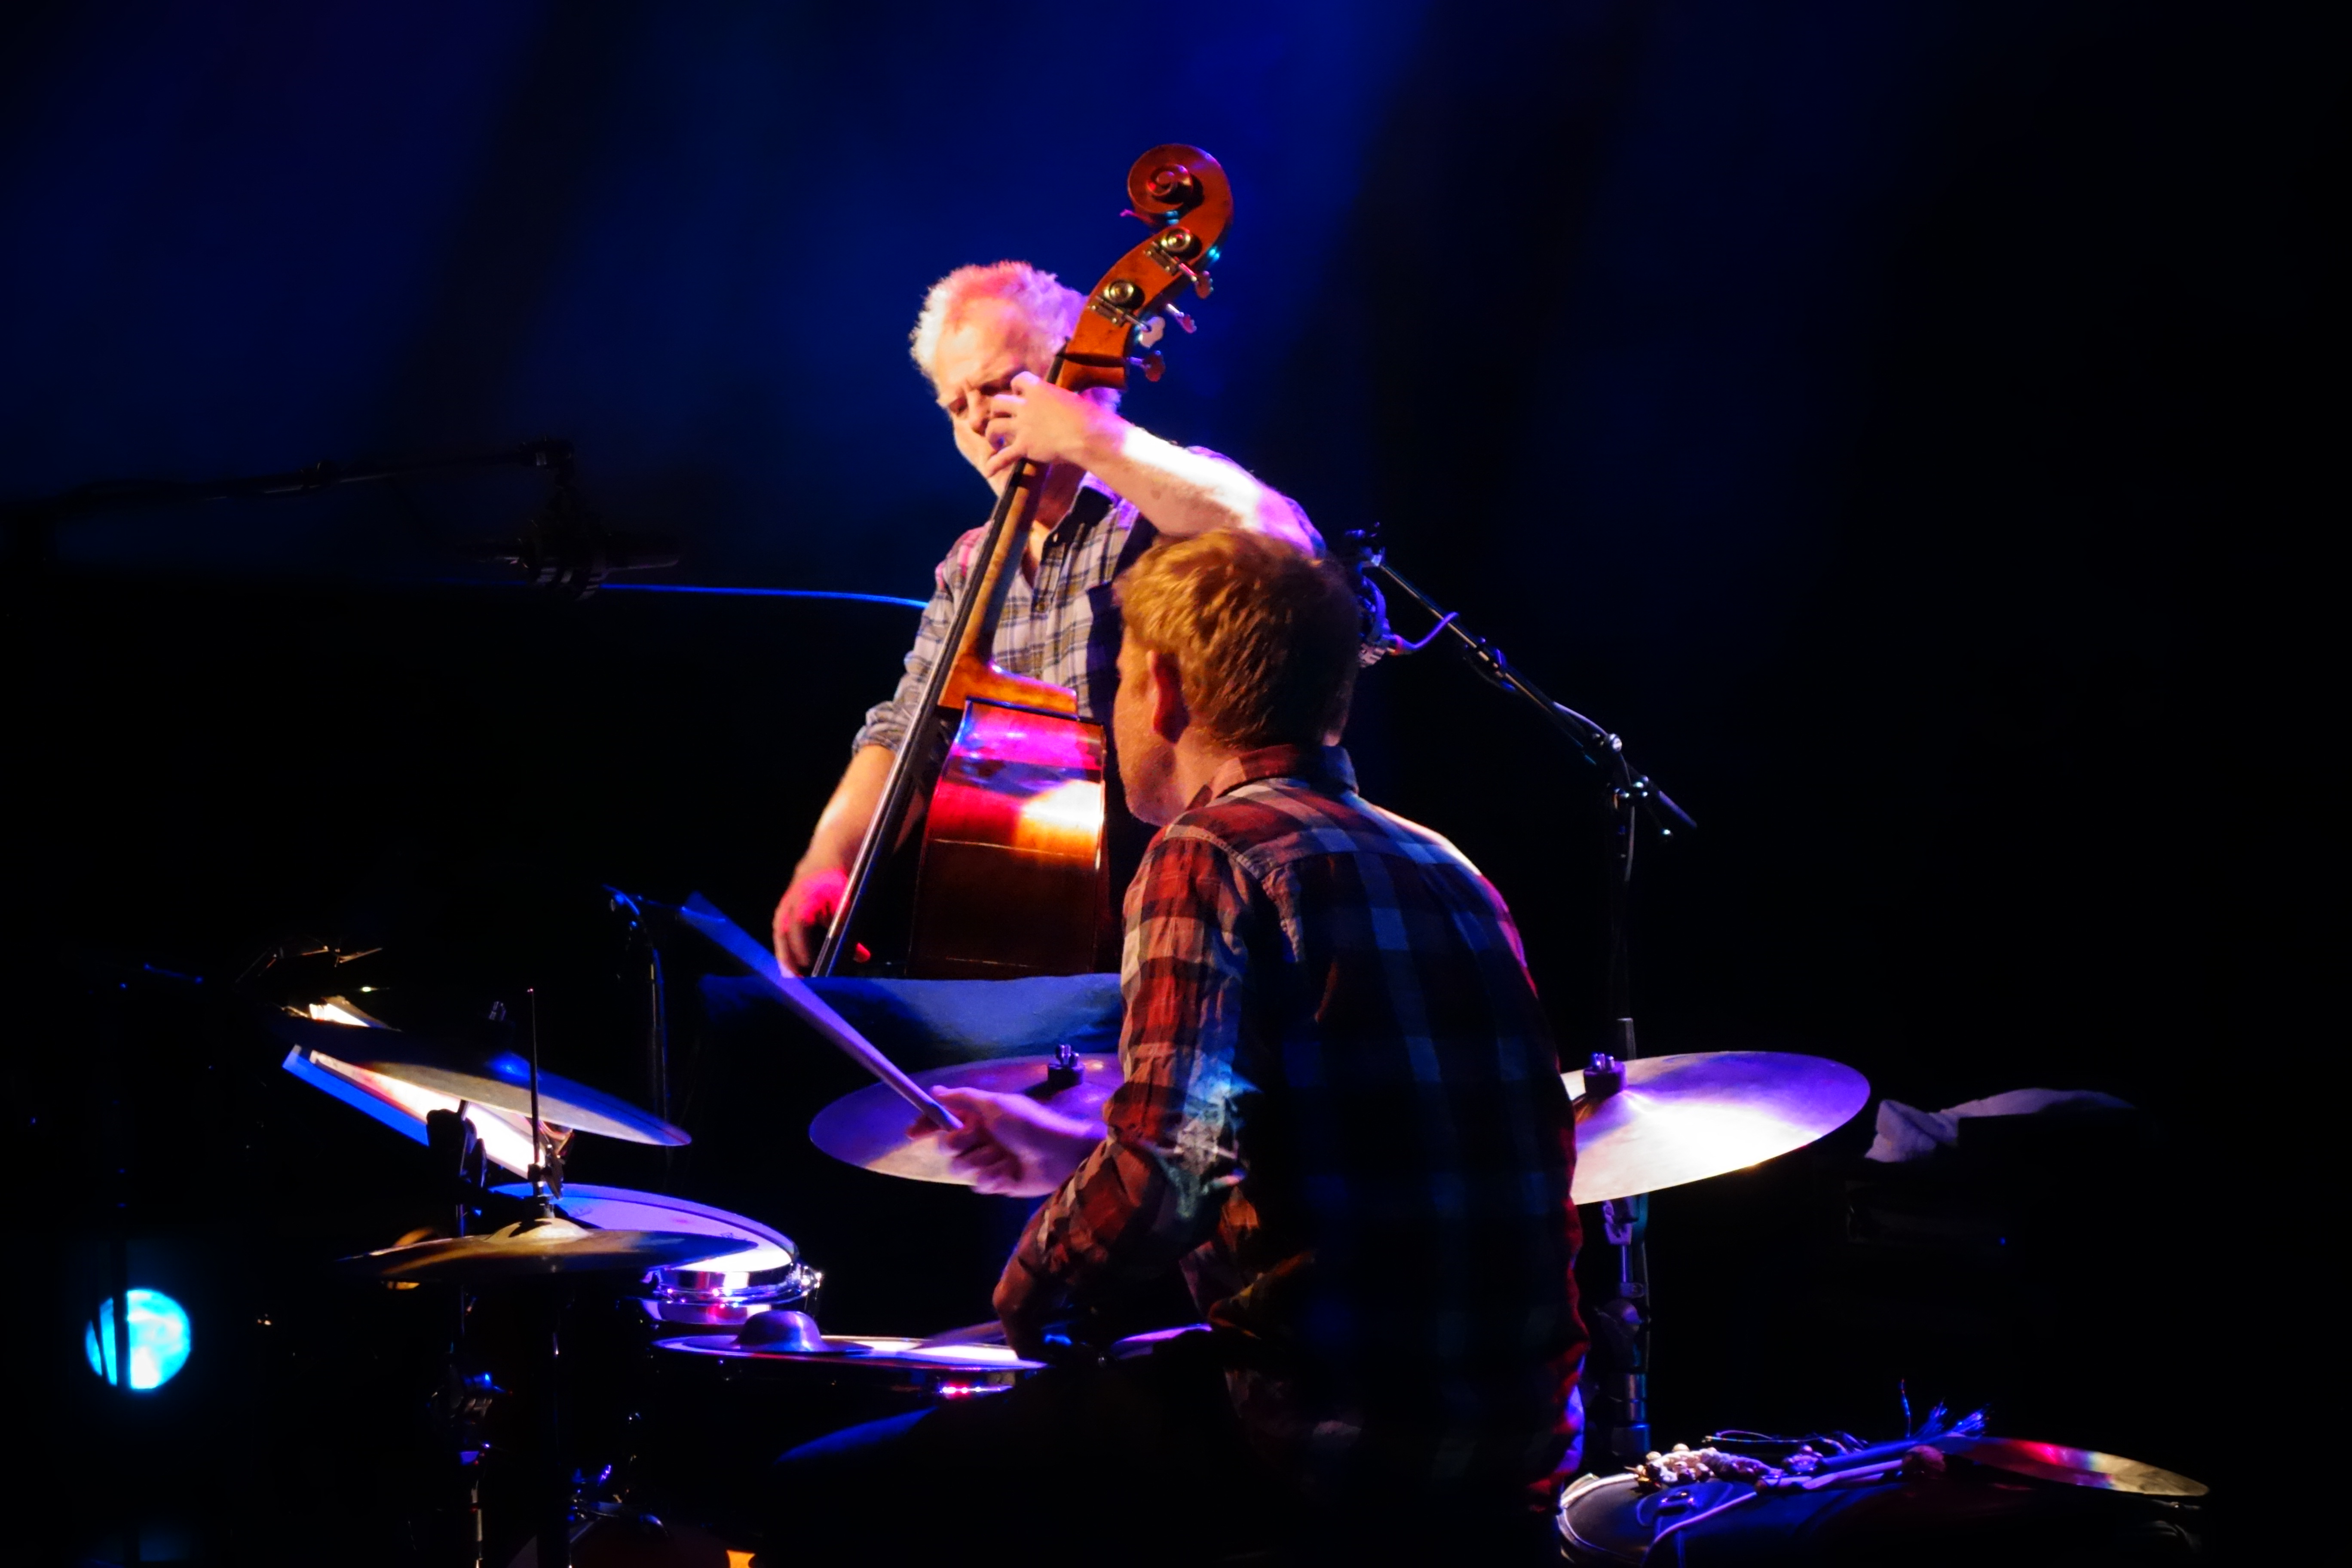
{"left": 981, "top": 372, "right": 1120, "bottom": 481}
{"left": 908, "top": 1086, "right": 1102, "bottom": 1198}
{"left": 992, "top": 1256, "right": 1056, "bottom": 1362}
{"left": 772, "top": 865, "right": 846, "bottom": 975}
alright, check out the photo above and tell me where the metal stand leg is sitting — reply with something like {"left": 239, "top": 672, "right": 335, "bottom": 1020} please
{"left": 1593, "top": 1193, "right": 1652, "bottom": 1464}
{"left": 1347, "top": 545, "right": 1694, "bottom": 1477}
{"left": 536, "top": 1294, "right": 571, "bottom": 1568}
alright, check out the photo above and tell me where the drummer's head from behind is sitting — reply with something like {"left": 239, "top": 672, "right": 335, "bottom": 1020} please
{"left": 1112, "top": 529, "right": 1360, "bottom": 826}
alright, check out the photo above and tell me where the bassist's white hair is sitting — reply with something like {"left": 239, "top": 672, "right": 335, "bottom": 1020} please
{"left": 910, "top": 261, "right": 1097, "bottom": 390}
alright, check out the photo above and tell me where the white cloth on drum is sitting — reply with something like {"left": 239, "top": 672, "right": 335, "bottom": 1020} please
{"left": 1863, "top": 1087, "right": 2134, "bottom": 1163}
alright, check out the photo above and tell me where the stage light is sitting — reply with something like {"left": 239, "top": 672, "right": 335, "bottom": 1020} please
{"left": 83, "top": 1288, "right": 193, "bottom": 1391}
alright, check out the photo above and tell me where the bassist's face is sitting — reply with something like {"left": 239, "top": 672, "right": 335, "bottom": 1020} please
{"left": 930, "top": 300, "right": 1049, "bottom": 494}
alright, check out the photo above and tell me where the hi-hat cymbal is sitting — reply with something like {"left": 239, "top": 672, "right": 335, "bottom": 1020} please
{"left": 1568, "top": 1051, "right": 1869, "bottom": 1205}
{"left": 340, "top": 1213, "right": 739, "bottom": 1284}
{"left": 808, "top": 1053, "right": 1120, "bottom": 1183}
{"left": 273, "top": 1012, "right": 689, "bottom": 1145}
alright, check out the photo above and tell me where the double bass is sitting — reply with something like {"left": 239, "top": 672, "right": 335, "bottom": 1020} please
{"left": 812, "top": 145, "right": 1234, "bottom": 981}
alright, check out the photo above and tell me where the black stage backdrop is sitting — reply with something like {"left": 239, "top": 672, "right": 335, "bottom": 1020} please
{"left": 3, "top": 2, "right": 2333, "bottom": 1562}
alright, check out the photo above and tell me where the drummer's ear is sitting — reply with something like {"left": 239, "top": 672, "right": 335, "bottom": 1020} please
{"left": 1147, "top": 650, "right": 1190, "bottom": 744}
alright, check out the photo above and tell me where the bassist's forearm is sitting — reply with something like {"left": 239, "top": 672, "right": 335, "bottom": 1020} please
{"left": 798, "top": 744, "right": 896, "bottom": 878}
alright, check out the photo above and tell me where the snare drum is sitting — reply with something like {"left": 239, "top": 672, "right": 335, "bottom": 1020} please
{"left": 493, "top": 1183, "right": 820, "bottom": 1326}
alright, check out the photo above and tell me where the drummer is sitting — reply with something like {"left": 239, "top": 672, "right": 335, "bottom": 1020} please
{"left": 766, "top": 531, "right": 1586, "bottom": 1565}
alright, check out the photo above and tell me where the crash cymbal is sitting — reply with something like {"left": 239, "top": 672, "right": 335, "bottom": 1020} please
{"left": 808, "top": 1052, "right": 1120, "bottom": 1183}
{"left": 273, "top": 1012, "right": 689, "bottom": 1145}
{"left": 1568, "top": 1051, "right": 1869, "bottom": 1205}
{"left": 341, "top": 1212, "right": 738, "bottom": 1284}
{"left": 1939, "top": 1436, "right": 2208, "bottom": 1497}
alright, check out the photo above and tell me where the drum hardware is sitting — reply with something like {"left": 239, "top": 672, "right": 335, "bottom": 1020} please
{"left": 735, "top": 1309, "right": 832, "bottom": 1352}
{"left": 604, "top": 888, "right": 675, "bottom": 1171}
{"left": 1038, "top": 1040, "right": 1084, "bottom": 1093}
{"left": 1343, "top": 524, "right": 1695, "bottom": 1466}
{"left": 330, "top": 990, "right": 738, "bottom": 1568}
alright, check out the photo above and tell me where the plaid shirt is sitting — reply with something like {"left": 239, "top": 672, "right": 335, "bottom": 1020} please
{"left": 851, "top": 459, "right": 1315, "bottom": 756}
{"left": 1000, "top": 745, "right": 1586, "bottom": 1498}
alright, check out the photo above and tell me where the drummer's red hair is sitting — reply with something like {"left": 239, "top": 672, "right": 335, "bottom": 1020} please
{"left": 1117, "top": 530, "right": 1358, "bottom": 750}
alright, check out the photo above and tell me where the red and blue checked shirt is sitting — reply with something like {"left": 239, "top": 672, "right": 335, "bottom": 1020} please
{"left": 851, "top": 461, "right": 1317, "bottom": 757}
{"left": 999, "top": 744, "right": 1586, "bottom": 1497}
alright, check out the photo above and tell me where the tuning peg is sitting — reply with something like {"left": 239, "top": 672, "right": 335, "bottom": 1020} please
{"left": 1127, "top": 351, "right": 1165, "bottom": 383}
{"left": 1191, "top": 270, "right": 1213, "bottom": 300}
{"left": 1119, "top": 208, "right": 1156, "bottom": 227}
{"left": 1161, "top": 303, "right": 1197, "bottom": 334}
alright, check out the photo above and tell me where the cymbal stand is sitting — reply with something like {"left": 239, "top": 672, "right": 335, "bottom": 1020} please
{"left": 521, "top": 989, "right": 575, "bottom": 1568}
{"left": 1357, "top": 535, "right": 1692, "bottom": 1467}
{"left": 605, "top": 889, "right": 673, "bottom": 1180}
{"left": 425, "top": 1108, "right": 493, "bottom": 1568}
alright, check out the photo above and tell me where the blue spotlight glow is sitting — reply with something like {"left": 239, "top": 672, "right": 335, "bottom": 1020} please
{"left": 83, "top": 1289, "right": 193, "bottom": 1391}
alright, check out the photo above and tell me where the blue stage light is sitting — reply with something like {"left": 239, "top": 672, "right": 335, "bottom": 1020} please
{"left": 83, "top": 1289, "right": 193, "bottom": 1391}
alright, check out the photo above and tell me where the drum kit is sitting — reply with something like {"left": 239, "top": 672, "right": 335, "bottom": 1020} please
{"left": 279, "top": 956, "right": 2198, "bottom": 1565}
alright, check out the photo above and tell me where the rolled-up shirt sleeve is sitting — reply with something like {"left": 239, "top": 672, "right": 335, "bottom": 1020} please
{"left": 848, "top": 534, "right": 973, "bottom": 757}
{"left": 997, "top": 829, "right": 1254, "bottom": 1331}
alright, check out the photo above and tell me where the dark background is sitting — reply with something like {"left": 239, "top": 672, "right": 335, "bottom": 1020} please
{"left": 3, "top": 1, "right": 2334, "bottom": 1562}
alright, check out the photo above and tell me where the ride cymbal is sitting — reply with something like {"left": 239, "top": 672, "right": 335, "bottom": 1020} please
{"left": 1568, "top": 1050, "right": 1870, "bottom": 1205}
{"left": 808, "top": 1052, "right": 1119, "bottom": 1183}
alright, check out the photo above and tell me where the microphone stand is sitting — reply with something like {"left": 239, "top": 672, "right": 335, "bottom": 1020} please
{"left": 1360, "top": 542, "right": 1693, "bottom": 1468}
{"left": 7, "top": 438, "right": 572, "bottom": 527}
{"left": 3, "top": 438, "right": 676, "bottom": 596}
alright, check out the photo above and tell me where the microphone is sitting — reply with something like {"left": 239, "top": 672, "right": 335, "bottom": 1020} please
{"left": 1337, "top": 524, "right": 1449, "bottom": 664}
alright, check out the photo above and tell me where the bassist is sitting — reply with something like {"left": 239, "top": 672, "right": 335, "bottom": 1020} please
{"left": 771, "top": 260, "right": 1315, "bottom": 971}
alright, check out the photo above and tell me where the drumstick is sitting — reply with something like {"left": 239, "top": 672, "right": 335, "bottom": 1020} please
{"left": 673, "top": 897, "right": 963, "bottom": 1132}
